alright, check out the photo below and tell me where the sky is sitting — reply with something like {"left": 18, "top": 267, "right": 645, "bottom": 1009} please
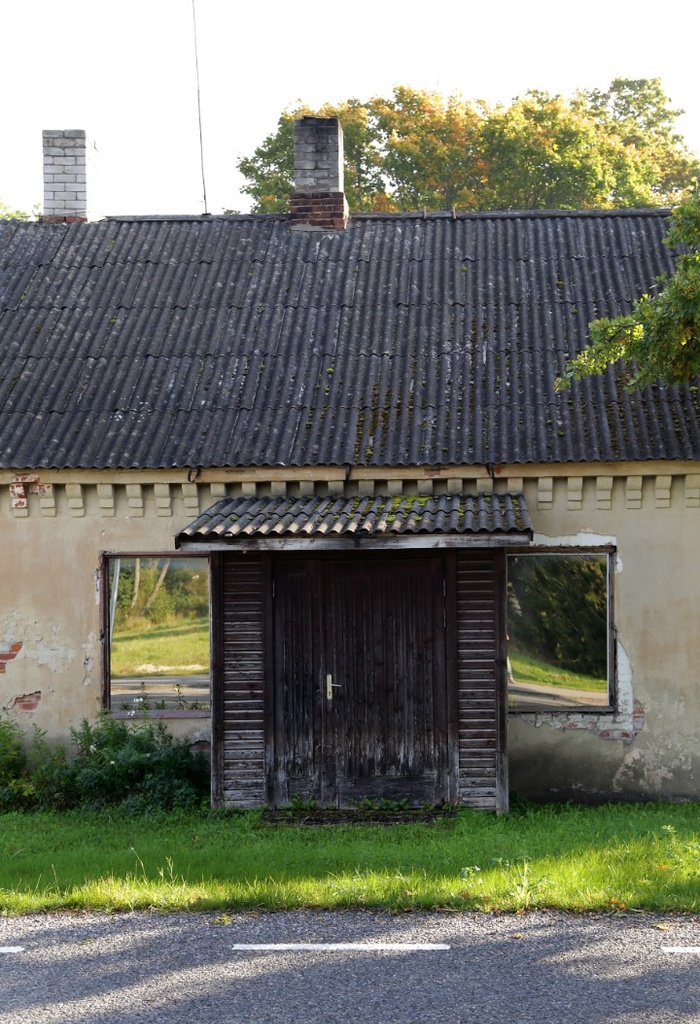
{"left": 2, "top": 0, "right": 700, "bottom": 218}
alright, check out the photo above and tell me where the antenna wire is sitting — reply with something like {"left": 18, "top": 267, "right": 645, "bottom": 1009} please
{"left": 191, "top": 0, "right": 209, "bottom": 214}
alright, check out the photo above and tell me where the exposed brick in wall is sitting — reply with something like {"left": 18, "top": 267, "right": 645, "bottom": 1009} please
{"left": 289, "top": 192, "right": 348, "bottom": 231}
{"left": 8, "top": 691, "right": 41, "bottom": 715}
{"left": 516, "top": 698, "right": 645, "bottom": 747}
{"left": 0, "top": 642, "right": 22, "bottom": 673}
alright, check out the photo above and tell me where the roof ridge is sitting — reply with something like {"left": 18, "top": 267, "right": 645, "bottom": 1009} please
{"left": 99, "top": 207, "right": 672, "bottom": 226}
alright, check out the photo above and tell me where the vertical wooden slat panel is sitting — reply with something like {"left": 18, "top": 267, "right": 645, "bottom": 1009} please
{"left": 210, "top": 552, "right": 224, "bottom": 807}
{"left": 494, "top": 549, "right": 509, "bottom": 813}
{"left": 456, "top": 550, "right": 501, "bottom": 810}
{"left": 444, "top": 550, "right": 460, "bottom": 804}
{"left": 221, "top": 555, "right": 266, "bottom": 808}
{"left": 327, "top": 557, "right": 446, "bottom": 806}
{"left": 273, "top": 560, "right": 323, "bottom": 805}
{"left": 219, "top": 549, "right": 505, "bottom": 811}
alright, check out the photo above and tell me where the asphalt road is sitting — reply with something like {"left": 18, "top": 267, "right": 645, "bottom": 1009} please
{"left": 2, "top": 911, "right": 699, "bottom": 1023}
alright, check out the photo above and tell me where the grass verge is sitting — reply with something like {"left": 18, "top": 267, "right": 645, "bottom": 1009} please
{"left": 1, "top": 802, "right": 700, "bottom": 915}
{"left": 111, "top": 617, "right": 209, "bottom": 676}
{"left": 509, "top": 650, "right": 607, "bottom": 692}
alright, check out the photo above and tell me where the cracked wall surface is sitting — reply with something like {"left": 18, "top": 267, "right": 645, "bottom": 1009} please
{"left": 1, "top": 464, "right": 699, "bottom": 799}
{"left": 509, "top": 475, "right": 700, "bottom": 801}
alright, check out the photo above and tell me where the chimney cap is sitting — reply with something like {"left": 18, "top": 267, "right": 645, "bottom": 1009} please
{"left": 42, "top": 129, "right": 86, "bottom": 139}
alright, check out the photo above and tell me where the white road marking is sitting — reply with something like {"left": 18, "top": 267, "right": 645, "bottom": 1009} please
{"left": 231, "top": 943, "right": 450, "bottom": 951}
{"left": 662, "top": 947, "right": 700, "bottom": 953}
{"left": 0, "top": 947, "right": 24, "bottom": 953}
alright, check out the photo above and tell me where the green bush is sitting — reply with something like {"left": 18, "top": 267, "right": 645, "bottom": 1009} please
{"left": 0, "top": 714, "right": 26, "bottom": 782}
{"left": 0, "top": 713, "right": 209, "bottom": 814}
{"left": 0, "top": 715, "right": 31, "bottom": 810}
{"left": 69, "top": 717, "right": 209, "bottom": 813}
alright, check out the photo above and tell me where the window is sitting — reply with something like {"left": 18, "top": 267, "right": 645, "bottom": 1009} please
{"left": 105, "top": 556, "right": 210, "bottom": 716}
{"left": 507, "top": 552, "right": 612, "bottom": 711}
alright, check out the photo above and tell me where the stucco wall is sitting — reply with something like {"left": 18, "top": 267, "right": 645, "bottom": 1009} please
{"left": 1, "top": 463, "right": 698, "bottom": 801}
{"left": 508, "top": 469, "right": 700, "bottom": 802}
{"left": 0, "top": 472, "right": 212, "bottom": 748}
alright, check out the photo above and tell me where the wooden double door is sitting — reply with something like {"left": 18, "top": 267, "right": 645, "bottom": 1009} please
{"left": 272, "top": 555, "right": 450, "bottom": 807}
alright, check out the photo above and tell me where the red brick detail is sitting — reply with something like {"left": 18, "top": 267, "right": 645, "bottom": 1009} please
{"left": 9, "top": 692, "right": 41, "bottom": 714}
{"left": 289, "top": 192, "right": 348, "bottom": 230}
{"left": 0, "top": 642, "right": 23, "bottom": 673}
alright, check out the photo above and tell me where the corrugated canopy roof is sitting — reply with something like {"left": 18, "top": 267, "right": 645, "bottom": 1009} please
{"left": 1, "top": 208, "right": 699, "bottom": 470}
{"left": 176, "top": 493, "right": 533, "bottom": 548}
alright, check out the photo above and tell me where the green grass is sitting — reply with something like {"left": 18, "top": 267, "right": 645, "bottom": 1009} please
{"left": 509, "top": 650, "right": 607, "bottom": 692}
{"left": 2, "top": 803, "right": 700, "bottom": 915}
{"left": 111, "top": 617, "right": 209, "bottom": 677}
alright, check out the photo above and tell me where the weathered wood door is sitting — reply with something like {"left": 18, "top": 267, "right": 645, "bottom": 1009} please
{"left": 272, "top": 556, "right": 448, "bottom": 807}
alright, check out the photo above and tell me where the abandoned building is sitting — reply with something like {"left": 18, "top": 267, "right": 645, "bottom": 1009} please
{"left": 0, "top": 121, "right": 698, "bottom": 810}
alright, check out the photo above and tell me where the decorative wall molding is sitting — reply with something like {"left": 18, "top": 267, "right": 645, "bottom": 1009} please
{"left": 2, "top": 466, "right": 700, "bottom": 519}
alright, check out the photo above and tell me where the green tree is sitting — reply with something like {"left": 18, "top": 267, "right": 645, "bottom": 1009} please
{"left": 238, "top": 81, "right": 700, "bottom": 215}
{"left": 478, "top": 92, "right": 617, "bottom": 209}
{"left": 573, "top": 78, "right": 696, "bottom": 206}
{"left": 371, "top": 87, "right": 489, "bottom": 210}
{"left": 561, "top": 192, "right": 700, "bottom": 387}
{"left": 238, "top": 99, "right": 389, "bottom": 213}
{"left": 0, "top": 200, "right": 30, "bottom": 220}
{"left": 508, "top": 555, "right": 608, "bottom": 677}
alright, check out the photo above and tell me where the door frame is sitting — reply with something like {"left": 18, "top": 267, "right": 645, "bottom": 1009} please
{"left": 267, "top": 551, "right": 458, "bottom": 808}
{"left": 211, "top": 545, "right": 508, "bottom": 812}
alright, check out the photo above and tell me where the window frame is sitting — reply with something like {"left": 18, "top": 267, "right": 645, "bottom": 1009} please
{"left": 100, "top": 550, "right": 212, "bottom": 720}
{"left": 506, "top": 546, "right": 616, "bottom": 714}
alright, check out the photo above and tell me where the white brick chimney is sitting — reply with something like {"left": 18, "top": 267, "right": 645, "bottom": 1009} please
{"left": 289, "top": 117, "right": 348, "bottom": 230}
{"left": 42, "top": 129, "right": 90, "bottom": 222}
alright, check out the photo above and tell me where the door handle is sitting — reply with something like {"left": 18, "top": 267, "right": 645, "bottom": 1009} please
{"left": 326, "top": 674, "right": 342, "bottom": 700}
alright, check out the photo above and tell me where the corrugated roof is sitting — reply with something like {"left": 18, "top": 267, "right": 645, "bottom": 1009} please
{"left": 1, "top": 208, "right": 698, "bottom": 470}
{"left": 176, "top": 493, "right": 533, "bottom": 544}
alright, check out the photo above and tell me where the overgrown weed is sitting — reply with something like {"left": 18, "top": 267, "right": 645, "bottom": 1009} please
{"left": 0, "top": 712, "right": 209, "bottom": 813}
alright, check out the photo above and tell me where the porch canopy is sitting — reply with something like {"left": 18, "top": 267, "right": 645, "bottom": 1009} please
{"left": 176, "top": 493, "right": 533, "bottom": 552}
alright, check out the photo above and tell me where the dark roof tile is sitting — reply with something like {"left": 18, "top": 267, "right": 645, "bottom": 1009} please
{"left": 177, "top": 493, "right": 533, "bottom": 543}
{"left": 0, "top": 209, "right": 698, "bottom": 470}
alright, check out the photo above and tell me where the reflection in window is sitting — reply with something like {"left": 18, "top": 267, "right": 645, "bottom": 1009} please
{"left": 107, "top": 557, "right": 210, "bottom": 714}
{"left": 507, "top": 553, "right": 611, "bottom": 710}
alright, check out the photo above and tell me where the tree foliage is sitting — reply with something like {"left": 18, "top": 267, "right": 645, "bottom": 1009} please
{"left": 0, "top": 200, "right": 30, "bottom": 221}
{"left": 112, "top": 558, "right": 208, "bottom": 628}
{"left": 508, "top": 555, "right": 608, "bottom": 678}
{"left": 561, "top": 192, "right": 700, "bottom": 387}
{"left": 238, "top": 80, "right": 699, "bottom": 214}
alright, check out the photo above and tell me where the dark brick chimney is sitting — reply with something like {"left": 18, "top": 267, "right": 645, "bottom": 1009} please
{"left": 289, "top": 117, "right": 348, "bottom": 231}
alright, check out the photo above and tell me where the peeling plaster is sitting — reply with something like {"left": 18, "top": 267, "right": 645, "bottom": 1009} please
{"left": 533, "top": 530, "right": 623, "bottom": 572}
{"left": 1, "top": 613, "right": 76, "bottom": 672}
{"left": 513, "top": 639, "right": 645, "bottom": 745}
{"left": 81, "top": 632, "right": 98, "bottom": 688}
{"left": 0, "top": 642, "right": 23, "bottom": 674}
{"left": 612, "top": 745, "right": 689, "bottom": 794}
{"left": 8, "top": 691, "right": 41, "bottom": 716}
{"left": 532, "top": 531, "right": 618, "bottom": 548}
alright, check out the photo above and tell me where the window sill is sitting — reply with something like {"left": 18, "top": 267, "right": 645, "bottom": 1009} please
{"left": 509, "top": 704, "right": 614, "bottom": 715}
{"left": 109, "top": 709, "right": 211, "bottom": 719}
